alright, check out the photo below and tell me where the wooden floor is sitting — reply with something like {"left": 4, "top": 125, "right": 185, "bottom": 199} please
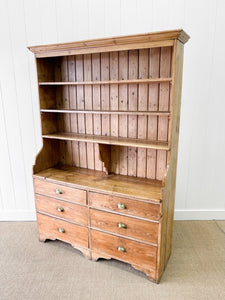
{"left": 0, "top": 220, "right": 224, "bottom": 300}
{"left": 34, "top": 165, "right": 163, "bottom": 202}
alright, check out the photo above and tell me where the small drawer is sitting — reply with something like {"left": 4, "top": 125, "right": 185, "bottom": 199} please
{"left": 35, "top": 194, "right": 88, "bottom": 226}
{"left": 34, "top": 179, "right": 86, "bottom": 205}
{"left": 91, "top": 230, "right": 157, "bottom": 271}
{"left": 90, "top": 209, "right": 158, "bottom": 244}
{"left": 37, "top": 213, "right": 88, "bottom": 248}
{"left": 89, "top": 192, "right": 161, "bottom": 221}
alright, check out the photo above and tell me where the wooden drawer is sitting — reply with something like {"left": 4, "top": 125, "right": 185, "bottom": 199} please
{"left": 91, "top": 230, "right": 157, "bottom": 270}
{"left": 37, "top": 213, "right": 88, "bottom": 248}
{"left": 90, "top": 209, "right": 158, "bottom": 244}
{"left": 89, "top": 192, "right": 161, "bottom": 221}
{"left": 35, "top": 194, "right": 88, "bottom": 226}
{"left": 34, "top": 179, "right": 86, "bottom": 205}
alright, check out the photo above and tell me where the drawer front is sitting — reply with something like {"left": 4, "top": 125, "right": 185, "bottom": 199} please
{"left": 90, "top": 209, "right": 158, "bottom": 244}
{"left": 36, "top": 194, "right": 88, "bottom": 226}
{"left": 91, "top": 230, "right": 157, "bottom": 270}
{"left": 89, "top": 192, "right": 160, "bottom": 221}
{"left": 37, "top": 213, "right": 88, "bottom": 248}
{"left": 34, "top": 179, "right": 86, "bottom": 205}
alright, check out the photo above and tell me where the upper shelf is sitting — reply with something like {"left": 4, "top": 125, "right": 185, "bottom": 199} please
{"left": 42, "top": 132, "right": 170, "bottom": 150}
{"left": 39, "top": 78, "right": 172, "bottom": 86}
{"left": 40, "top": 109, "right": 170, "bottom": 116}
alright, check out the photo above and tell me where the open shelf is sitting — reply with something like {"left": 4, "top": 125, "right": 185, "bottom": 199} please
{"left": 38, "top": 77, "right": 172, "bottom": 86}
{"left": 33, "top": 165, "right": 162, "bottom": 203}
{"left": 40, "top": 109, "right": 170, "bottom": 116}
{"left": 42, "top": 132, "right": 170, "bottom": 150}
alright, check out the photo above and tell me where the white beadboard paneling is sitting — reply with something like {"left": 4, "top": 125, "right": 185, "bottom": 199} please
{"left": 105, "top": 0, "right": 121, "bottom": 36}
{"left": 0, "top": 0, "right": 224, "bottom": 220}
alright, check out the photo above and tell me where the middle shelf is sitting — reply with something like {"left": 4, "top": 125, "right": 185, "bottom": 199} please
{"left": 42, "top": 132, "right": 170, "bottom": 150}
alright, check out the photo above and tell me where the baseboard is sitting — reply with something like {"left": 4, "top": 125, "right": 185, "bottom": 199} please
{"left": 174, "top": 209, "right": 225, "bottom": 220}
{"left": 0, "top": 210, "right": 37, "bottom": 221}
{"left": 0, "top": 209, "right": 224, "bottom": 221}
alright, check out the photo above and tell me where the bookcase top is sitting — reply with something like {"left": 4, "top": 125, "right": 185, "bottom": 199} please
{"left": 28, "top": 29, "right": 189, "bottom": 58}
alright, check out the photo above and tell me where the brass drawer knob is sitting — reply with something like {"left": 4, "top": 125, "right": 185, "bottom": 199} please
{"left": 117, "top": 222, "right": 127, "bottom": 229}
{"left": 55, "top": 188, "right": 63, "bottom": 194}
{"left": 57, "top": 206, "right": 64, "bottom": 212}
{"left": 117, "top": 203, "right": 126, "bottom": 209}
{"left": 58, "top": 227, "right": 65, "bottom": 233}
{"left": 117, "top": 246, "right": 126, "bottom": 252}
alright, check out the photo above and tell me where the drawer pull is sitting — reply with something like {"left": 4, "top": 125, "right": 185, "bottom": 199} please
{"left": 57, "top": 206, "right": 64, "bottom": 212}
{"left": 58, "top": 227, "right": 65, "bottom": 233}
{"left": 55, "top": 188, "right": 63, "bottom": 194}
{"left": 117, "top": 222, "right": 127, "bottom": 229}
{"left": 117, "top": 203, "right": 126, "bottom": 209}
{"left": 117, "top": 246, "right": 126, "bottom": 252}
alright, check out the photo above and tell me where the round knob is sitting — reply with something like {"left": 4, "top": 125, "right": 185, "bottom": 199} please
{"left": 117, "top": 203, "right": 126, "bottom": 209}
{"left": 57, "top": 206, "right": 64, "bottom": 212}
{"left": 117, "top": 222, "right": 127, "bottom": 229}
{"left": 117, "top": 246, "right": 126, "bottom": 252}
{"left": 55, "top": 188, "right": 63, "bottom": 194}
{"left": 58, "top": 227, "right": 65, "bottom": 233}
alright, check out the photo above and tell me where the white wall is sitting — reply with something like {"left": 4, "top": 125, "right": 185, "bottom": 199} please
{"left": 0, "top": 0, "right": 224, "bottom": 221}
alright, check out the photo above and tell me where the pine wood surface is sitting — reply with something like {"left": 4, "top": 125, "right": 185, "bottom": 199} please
{"left": 91, "top": 230, "right": 157, "bottom": 270}
{"left": 34, "top": 166, "right": 162, "bottom": 203}
{"left": 42, "top": 132, "right": 170, "bottom": 150}
{"left": 30, "top": 30, "right": 189, "bottom": 283}
{"left": 35, "top": 194, "right": 88, "bottom": 226}
{"left": 34, "top": 178, "right": 87, "bottom": 205}
{"left": 89, "top": 191, "right": 161, "bottom": 220}
{"left": 90, "top": 209, "right": 159, "bottom": 244}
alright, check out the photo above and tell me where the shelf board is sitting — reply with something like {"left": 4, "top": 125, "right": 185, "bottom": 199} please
{"left": 39, "top": 78, "right": 172, "bottom": 86}
{"left": 34, "top": 165, "right": 163, "bottom": 203}
{"left": 40, "top": 109, "right": 170, "bottom": 116}
{"left": 42, "top": 132, "right": 170, "bottom": 150}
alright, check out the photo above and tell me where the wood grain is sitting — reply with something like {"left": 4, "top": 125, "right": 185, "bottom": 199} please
{"left": 34, "top": 178, "right": 86, "bottom": 205}
{"left": 90, "top": 209, "right": 159, "bottom": 244}
{"left": 35, "top": 194, "right": 88, "bottom": 226}
{"left": 89, "top": 192, "right": 161, "bottom": 220}
{"left": 37, "top": 213, "right": 88, "bottom": 248}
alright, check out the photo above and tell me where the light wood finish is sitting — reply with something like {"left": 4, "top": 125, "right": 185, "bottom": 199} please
{"left": 28, "top": 29, "right": 189, "bottom": 57}
{"left": 34, "top": 178, "right": 86, "bottom": 205}
{"left": 34, "top": 166, "right": 162, "bottom": 203}
{"left": 41, "top": 109, "right": 170, "bottom": 116}
{"left": 30, "top": 30, "right": 189, "bottom": 283}
{"left": 91, "top": 230, "right": 157, "bottom": 271}
{"left": 35, "top": 194, "right": 88, "bottom": 226}
{"left": 90, "top": 209, "right": 159, "bottom": 244}
{"left": 37, "top": 213, "right": 88, "bottom": 248}
{"left": 89, "top": 192, "right": 161, "bottom": 220}
{"left": 42, "top": 132, "right": 170, "bottom": 150}
{"left": 38, "top": 78, "right": 172, "bottom": 85}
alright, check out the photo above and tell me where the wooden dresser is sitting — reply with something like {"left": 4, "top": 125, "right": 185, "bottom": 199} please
{"left": 28, "top": 29, "right": 189, "bottom": 283}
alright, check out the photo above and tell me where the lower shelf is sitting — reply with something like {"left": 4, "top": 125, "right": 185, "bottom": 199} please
{"left": 34, "top": 165, "right": 163, "bottom": 203}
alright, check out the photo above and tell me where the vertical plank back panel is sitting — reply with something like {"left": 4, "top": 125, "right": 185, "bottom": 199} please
{"left": 68, "top": 56, "right": 79, "bottom": 167}
{"left": 110, "top": 52, "right": 119, "bottom": 174}
{"left": 118, "top": 51, "right": 128, "bottom": 175}
{"left": 92, "top": 53, "right": 103, "bottom": 171}
{"left": 61, "top": 57, "right": 72, "bottom": 165}
{"left": 84, "top": 54, "right": 95, "bottom": 170}
{"left": 76, "top": 55, "right": 87, "bottom": 168}
{"left": 147, "top": 48, "right": 160, "bottom": 179}
{"left": 137, "top": 49, "right": 149, "bottom": 177}
{"left": 128, "top": 50, "right": 138, "bottom": 176}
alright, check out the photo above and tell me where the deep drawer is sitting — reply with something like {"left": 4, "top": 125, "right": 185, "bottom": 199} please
{"left": 91, "top": 230, "right": 157, "bottom": 271}
{"left": 90, "top": 209, "right": 158, "bottom": 244}
{"left": 89, "top": 192, "right": 161, "bottom": 221}
{"left": 35, "top": 194, "right": 88, "bottom": 226}
{"left": 34, "top": 179, "right": 86, "bottom": 205}
{"left": 37, "top": 213, "right": 88, "bottom": 248}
